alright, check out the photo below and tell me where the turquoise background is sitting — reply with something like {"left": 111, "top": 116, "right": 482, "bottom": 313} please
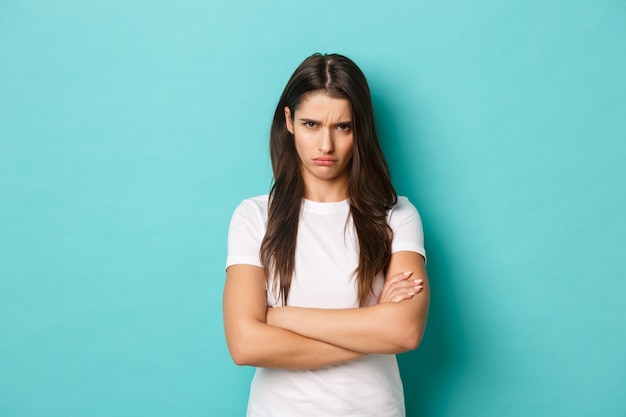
{"left": 1, "top": 1, "right": 625, "bottom": 416}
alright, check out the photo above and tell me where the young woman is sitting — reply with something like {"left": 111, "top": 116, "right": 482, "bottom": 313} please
{"left": 223, "top": 53, "right": 429, "bottom": 417}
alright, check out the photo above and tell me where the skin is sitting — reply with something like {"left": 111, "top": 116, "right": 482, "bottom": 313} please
{"left": 284, "top": 91, "right": 355, "bottom": 202}
{"left": 223, "top": 91, "right": 430, "bottom": 369}
{"left": 266, "top": 252, "right": 428, "bottom": 354}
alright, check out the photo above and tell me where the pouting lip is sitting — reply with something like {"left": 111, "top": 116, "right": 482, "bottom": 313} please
{"left": 313, "top": 156, "right": 337, "bottom": 162}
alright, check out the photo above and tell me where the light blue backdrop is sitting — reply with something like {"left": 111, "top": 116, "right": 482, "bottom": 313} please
{"left": 1, "top": 1, "right": 624, "bottom": 416}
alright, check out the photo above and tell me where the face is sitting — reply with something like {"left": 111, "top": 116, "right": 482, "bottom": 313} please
{"left": 285, "top": 91, "right": 354, "bottom": 199}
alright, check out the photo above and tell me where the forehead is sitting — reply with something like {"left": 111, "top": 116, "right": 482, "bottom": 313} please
{"left": 296, "top": 91, "right": 352, "bottom": 118}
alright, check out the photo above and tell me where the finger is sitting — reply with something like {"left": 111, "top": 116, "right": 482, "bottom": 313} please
{"left": 390, "top": 289, "right": 419, "bottom": 302}
{"left": 392, "top": 271, "right": 413, "bottom": 282}
{"left": 384, "top": 271, "right": 413, "bottom": 287}
{"left": 381, "top": 271, "right": 413, "bottom": 294}
{"left": 386, "top": 278, "right": 423, "bottom": 293}
{"left": 379, "top": 274, "right": 422, "bottom": 303}
{"left": 380, "top": 277, "right": 422, "bottom": 302}
{"left": 387, "top": 283, "right": 423, "bottom": 302}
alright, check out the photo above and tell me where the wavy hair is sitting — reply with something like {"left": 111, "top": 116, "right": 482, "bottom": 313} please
{"left": 260, "top": 53, "right": 397, "bottom": 306}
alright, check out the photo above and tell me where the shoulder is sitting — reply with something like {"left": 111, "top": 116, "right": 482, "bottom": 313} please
{"left": 227, "top": 195, "right": 268, "bottom": 269}
{"left": 237, "top": 194, "right": 269, "bottom": 210}
{"left": 232, "top": 194, "right": 269, "bottom": 218}
{"left": 387, "top": 196, "right": 422, "bottom": 227}
{"left": 229, "top": 194, "right": 270, "bottom": 233}
{"left": 387, "top": 196, "right": 426, "bottom": 258}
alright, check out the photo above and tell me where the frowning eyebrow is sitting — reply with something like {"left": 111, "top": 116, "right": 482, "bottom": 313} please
{"left": 298, "top": 118, "right": 352, "bottom": 126}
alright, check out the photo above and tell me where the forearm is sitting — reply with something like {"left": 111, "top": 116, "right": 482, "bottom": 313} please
{"left": 267, "top": 296, "right": 429, "bottom": 354}
{"left": 226, "top": 318, "right": 364, "bottom": 370}
{"left": 224, "top": 264, "right": 364, "bottom": 370}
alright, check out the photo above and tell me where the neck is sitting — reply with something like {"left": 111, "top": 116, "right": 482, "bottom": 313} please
{"left": 303, "top": 180, "right": 349, "bottom": 202}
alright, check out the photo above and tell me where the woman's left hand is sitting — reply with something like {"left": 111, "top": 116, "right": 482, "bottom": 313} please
{"left": 378, "top": 271, "right": 423, "bottom": 304}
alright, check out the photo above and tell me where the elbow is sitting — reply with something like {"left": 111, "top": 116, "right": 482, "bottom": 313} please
{"left": 392, "top": 322, "right": 426, "bottom": 353}
{"left": 228, "top": 341, "right": 260, "bottom": 367}
{"left": 225, "top": 320, "right": 266, "bottom": 366}
{"left": 384, "top": 298, "right": 429, "bottom": 353}
{"left": 398, "top": 329, "right": 424, "bottom": 352}
{"left": 231, "top": 354, "right": 251, "bottom": 367}
{"left": 226, "top": 330, "right": 260, "bottom": 367}
{"left": 376, "top": 305, "right": 427, "bottom": 353}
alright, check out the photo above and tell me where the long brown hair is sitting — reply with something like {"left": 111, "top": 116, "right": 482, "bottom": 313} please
{"left": 260, "top": 53, "right": 397, "bottom": 306}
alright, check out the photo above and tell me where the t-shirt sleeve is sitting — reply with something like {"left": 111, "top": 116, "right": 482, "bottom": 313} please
{"left": 225, "top": 198, "right": 266, "bottom": 270}
{"left": 388, "top": 197, "right": 426, "bottom": 261}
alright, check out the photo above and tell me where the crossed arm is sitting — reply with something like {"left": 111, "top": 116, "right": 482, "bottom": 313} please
{"left": 222, "top": 251, "right": 429, "bottom": 370}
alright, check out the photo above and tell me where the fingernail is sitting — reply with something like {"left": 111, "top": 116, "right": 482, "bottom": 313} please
{"left": 413, "top": 279, "right": 423, "bottom": 284}
{"left": 403, "top": 271, "right": 413, "bottom": 276}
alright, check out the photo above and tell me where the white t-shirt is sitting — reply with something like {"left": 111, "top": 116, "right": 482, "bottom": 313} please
{"left": 226, "top": 196, "right": 426, "bottom": 417}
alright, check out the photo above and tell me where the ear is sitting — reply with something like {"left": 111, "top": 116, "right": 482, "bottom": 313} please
{"left": 284, "top": 106, "right": 294, "bottom": 134}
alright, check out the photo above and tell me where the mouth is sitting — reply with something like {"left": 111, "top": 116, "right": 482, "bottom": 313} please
{"left": 313, "top": 157, "right": 337, "bottom": 166}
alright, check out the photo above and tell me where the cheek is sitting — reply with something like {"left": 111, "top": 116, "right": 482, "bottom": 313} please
{"left": 342, "top": 137, "right": 355, "bottom": 157}
{"left": 292, "top": 132, "right": 307, "bottom": 158}
{"left": 293, "top": 128, "right": 315, "bottom": 148}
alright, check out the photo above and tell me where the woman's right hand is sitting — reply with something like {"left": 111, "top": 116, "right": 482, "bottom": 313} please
{"left": 378, "top": 271, "right": 423, "bottom": 304}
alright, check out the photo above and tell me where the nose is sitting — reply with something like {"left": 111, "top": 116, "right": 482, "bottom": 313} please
{"left": 319, "top": 128, "right": 334, "bottom": 154}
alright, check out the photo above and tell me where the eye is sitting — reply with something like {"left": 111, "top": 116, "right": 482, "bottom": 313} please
{"left": 337, "top": 124, "right": 352, "bottom": 131}
{"left": 304, "top": 121, "right": 316, "bottom": 128}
